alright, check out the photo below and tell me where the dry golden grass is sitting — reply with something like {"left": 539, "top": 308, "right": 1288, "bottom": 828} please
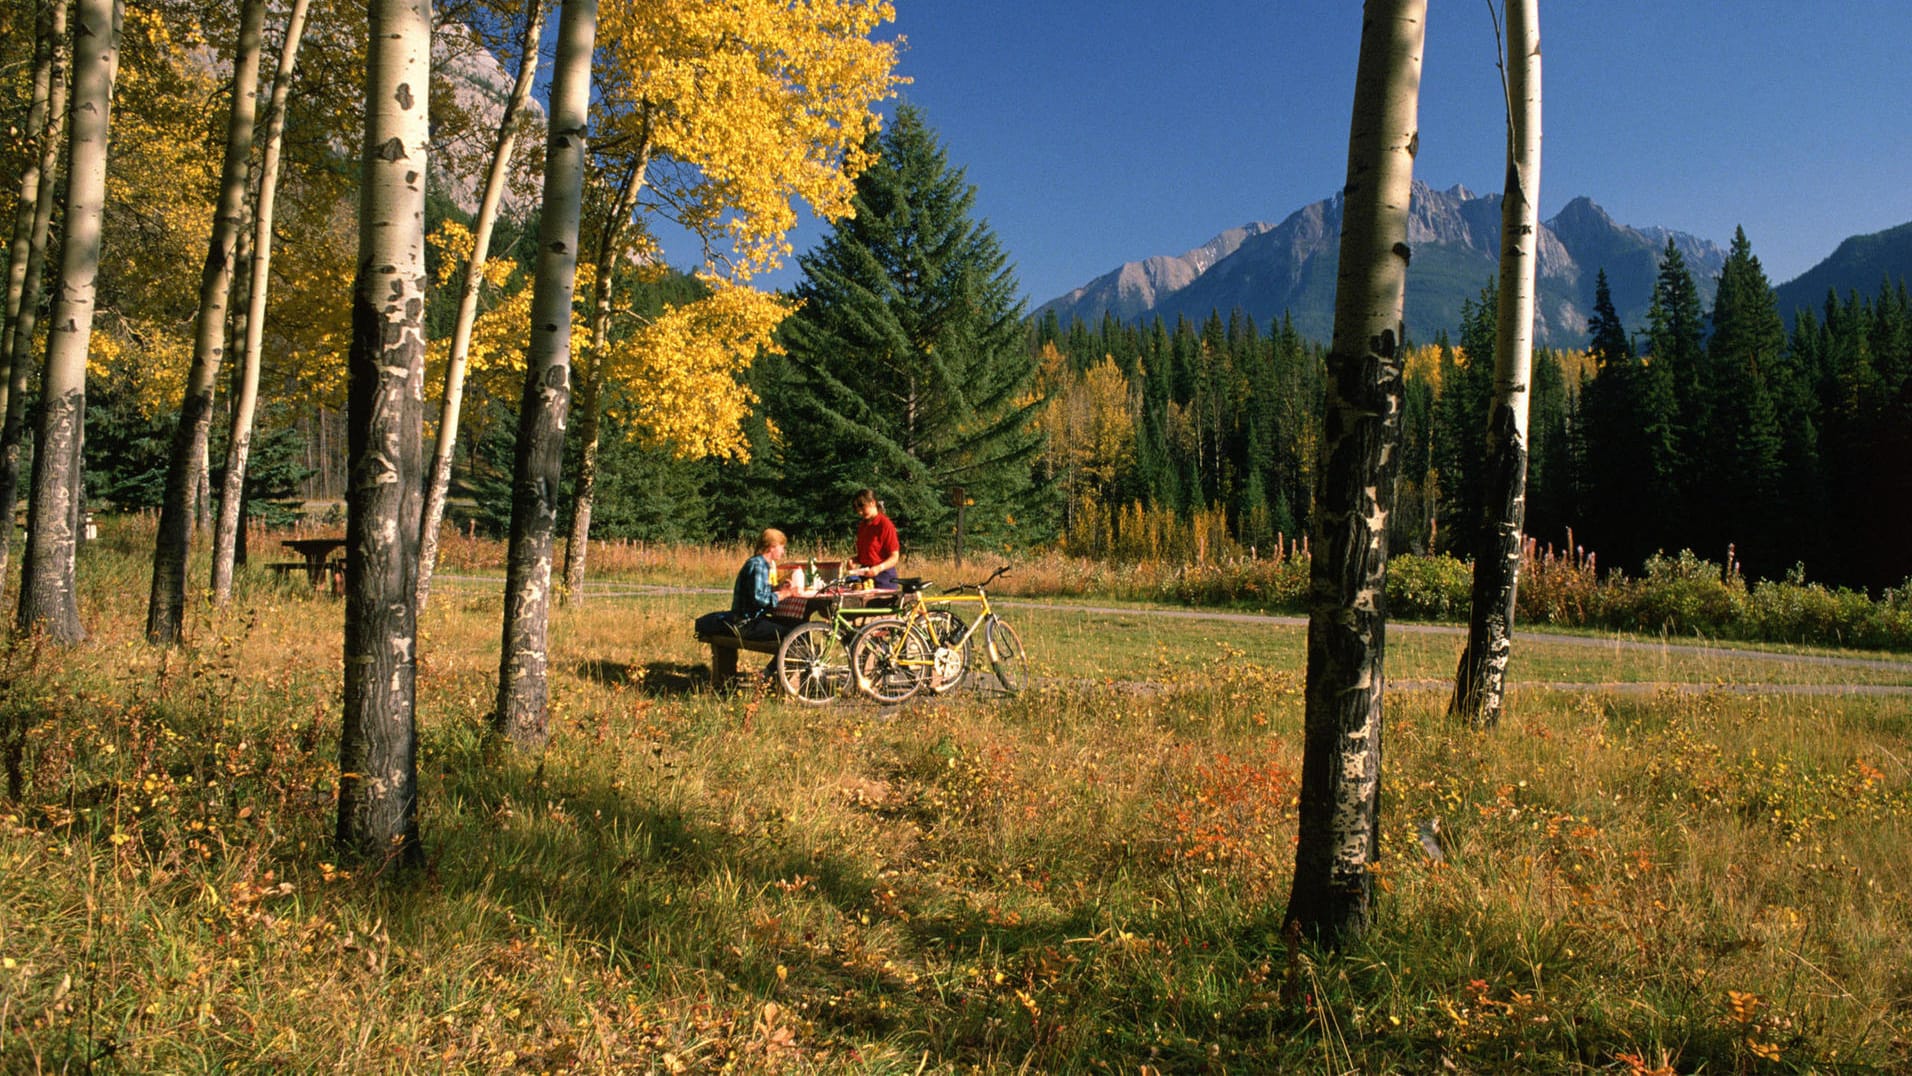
{"left": 1, "top": 521, "right": 1908, "bottom": 1071}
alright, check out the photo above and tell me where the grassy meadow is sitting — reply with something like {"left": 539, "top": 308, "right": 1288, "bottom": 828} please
{"left": 2, "top": 519, "right": 1909, "bottom": 1072}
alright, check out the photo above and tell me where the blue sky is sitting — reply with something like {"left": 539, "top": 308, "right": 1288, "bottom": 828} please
{"left": 739, "top": 1, "right": 1912, "bottom": 307}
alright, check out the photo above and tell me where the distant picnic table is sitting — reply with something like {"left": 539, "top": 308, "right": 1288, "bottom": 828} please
{"left": 280, "top": 536, "right": 347, "bottom": 589}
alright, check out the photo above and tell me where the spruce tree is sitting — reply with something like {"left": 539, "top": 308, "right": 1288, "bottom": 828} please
{"left": 1704, "top": 227, "right": 1793, "bottom": 575}
{"left": 1524, "top": 349, "right": 1578, "bottom": 551}
{"left": 1644, "top": 240, "right": 1707, "bottom": 505}
{"left": 1432, "top": 285, "right": 1496, "bottom": 553}
{"left": 1580, "top": 269, "right": 1654, "bottom": 568}
{"left": 776, "top": 106, "right": 1042, "bottom": 548}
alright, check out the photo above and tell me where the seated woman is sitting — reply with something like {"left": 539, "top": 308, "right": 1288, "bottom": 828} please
{"left": 696, "top": 528, "right": 808, "bottom": 643}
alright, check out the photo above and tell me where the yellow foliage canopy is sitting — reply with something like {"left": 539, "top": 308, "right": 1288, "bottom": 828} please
{"left": 1036, "top": 344, "right": 1136, "bottom": 503}
{"left": 601, "top": 277, "right": 793, "bottom": 461}
{"left": 596, "top": 0, "right": 902, "bottom": 280}
{"left": 572, "top": 0, "right": 899, "bottom": 461}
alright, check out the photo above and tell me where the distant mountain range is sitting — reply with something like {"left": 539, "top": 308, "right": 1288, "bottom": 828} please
{"left": 1772, "top": 221, "right": 1912, "bottom": 325}
{"left": 1036, "top": 182, "right": 1912, "bottom": 348}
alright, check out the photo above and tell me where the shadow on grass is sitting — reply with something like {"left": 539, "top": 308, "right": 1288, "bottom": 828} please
{"left": 574, "top": 658, "right": 712, "bottom": 697}
{"left": 406, "top": 728, "right": 1172, "bottom": 1061}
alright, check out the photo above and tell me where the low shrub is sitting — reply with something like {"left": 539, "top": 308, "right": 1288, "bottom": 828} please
{"left": 1515, "top": 537, "right": 1601, "bottom": 626}
{"left": 1384, "top": 553, "right": 1473, "bottom": 621}
{"left": 1156, "top": 555, "right": 1311, "bottom": 611}
{"left": 1609, "top": 550, "right": 1749, "bottom": 637}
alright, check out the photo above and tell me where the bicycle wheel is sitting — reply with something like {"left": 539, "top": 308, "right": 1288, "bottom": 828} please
{"left": 924, "top": 608, "right": 970, "bottom": 695}
{"left": 775, "top": 622, "right": 847, "bottom": 705}
{"left": 849, "top": 619, "right": 930, "bottom": 704}
{"left": 985, "top": 617, "right": 1029, "bottom": 695}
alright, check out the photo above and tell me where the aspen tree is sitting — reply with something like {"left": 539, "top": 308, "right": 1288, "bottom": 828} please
{"left": 559, "top": 148, "right": 645, "bottom": 602}
{"left": 211, "top": 0, "right": 313, "bottom": 604}
{"left": 336, "top": 0, "right": 429, "bottom": 865}
{"left": 1452, "top": 0, "right": 1541, "bottom": 726}
{"left": 0, "top": 0, "right": 68, "bottom": 608}
{"left": 557, "top": 0, "right": 897, "bottom": 599}
{"left": 18, "top": 0, "right": 120, "bottom": 643}
{"left": 1, "top": 0, "right": 60, "bottom": 368}
{"left": 416, "top": 0, "right": 545, "bottom": 611}
{"left": 492, "top": 0, "right": 595, "bottom": 748}
{"left": 1284, "top": 0, "right": 1424, "bottom": 944}
{"left": 147, "top": 0, "right": 268, "bottom": 645}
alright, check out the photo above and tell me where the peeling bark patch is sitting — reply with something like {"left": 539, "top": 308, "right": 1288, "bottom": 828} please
{"left": 394, "top": 83, "right": 414, "bottom": 110}
{"left": 374, "top": 137, "right": 406, "bottom": 162}
{"left": 1392, "top": 241, "right": 1411, "bottom": 265}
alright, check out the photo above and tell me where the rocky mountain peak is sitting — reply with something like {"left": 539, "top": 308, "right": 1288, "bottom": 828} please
{"left": 1036, "top": 184, "right": 1727, "bottom": 348}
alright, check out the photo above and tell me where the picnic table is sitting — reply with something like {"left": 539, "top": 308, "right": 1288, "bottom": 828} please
{"left": 694, "top": 564, "right": 894, "bottom": 690}
{"left": 280, "top": 536, "right": 347, "bottom": 589}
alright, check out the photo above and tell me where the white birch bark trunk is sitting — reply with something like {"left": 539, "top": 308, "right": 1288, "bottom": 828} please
{"left": 336, "top": 0, "right": 429, "bottom": 865}
{"left": 212, "top": 0, "right": 312, "bottom": 604}
{"left": 146, "top": 0, "right": 268, "bottom": 645}
{"left": 1452, "top": 0, "right": 1541, "bottom": 728}
{"left": 1284, "top": 0, "right": 1424, "bottom": 946}
{"left": 417, "top": 0, "right": 545, "bottom": 612}
{"left": 0, "top": 0, "right": 68, "bottom": 609}
{"left": 493, "top": 0, "right": 597, "bottom": 748}
{"left": 17, "top": 0, "right": 119, "bottom": 643}
{"left": 560, "top": 146, "right": 648, "bottom": 603}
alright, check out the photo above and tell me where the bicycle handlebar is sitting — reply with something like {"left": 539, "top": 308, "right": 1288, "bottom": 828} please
{"left": 943, "top": 564, "right": 1012, "bottom": 594}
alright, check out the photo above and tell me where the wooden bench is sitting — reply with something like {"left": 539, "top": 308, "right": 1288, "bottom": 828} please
{"left": 693, "top": 629, "right": 783, "bottom": 687}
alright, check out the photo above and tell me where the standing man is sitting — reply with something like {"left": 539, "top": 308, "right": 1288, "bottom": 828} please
{"left": 845, "top": 488, "right": 899, "bottom": 590}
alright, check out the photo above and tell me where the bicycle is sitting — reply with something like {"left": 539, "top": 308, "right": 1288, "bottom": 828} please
{"left": 772, "top": 577, "right": 902, "bottom": 705}
{"left": 847, "top": 565, "right": 1028, "bottom": 704}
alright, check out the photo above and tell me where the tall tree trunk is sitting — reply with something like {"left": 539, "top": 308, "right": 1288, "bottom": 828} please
{"left": 336, "top": 0, "right": 429, "bottom": 867}
{"left": 18, "top": 0, "right": 118, "bottom": 643}
{"left": 212, "top": 0, "right": 312, "bottom": 604}
{"left": 560, "top": 146, "right": 647, "bottom": 603}
{"left": 1, "top": 0, "right": 58, "bottom": 367}
{"left": 0, "top": 0, "right": 68, "bottom": 609}
{"left": 146, "top": 0, "right": 267, "bottom": 645}
{"left": 493, "top": 0, "right": 597, "bottom": 748}
{"left": 1452, "top": 0, "right": 1541, "bottom": 728}
{"left": 417, "top": 0, "right": 545, "bottom": 612}
{"left": 1284, "top": 0, "right": 1424, "bottom": 946}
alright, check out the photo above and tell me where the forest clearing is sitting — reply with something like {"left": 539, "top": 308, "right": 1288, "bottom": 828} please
{"left": 2, "top": 524, "right": 1908, "bottom": 1071}
{"left": 2, "top": 0, "right": 1911, "bottom": 1071}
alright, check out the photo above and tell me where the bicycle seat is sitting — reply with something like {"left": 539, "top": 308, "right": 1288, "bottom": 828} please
{"left": 898, "top": 577, "right": 931, "bottom": 593}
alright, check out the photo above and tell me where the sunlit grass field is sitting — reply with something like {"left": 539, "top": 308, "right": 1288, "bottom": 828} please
{"left": 2, "top": 521, "right": 1908, "bottom": 1071}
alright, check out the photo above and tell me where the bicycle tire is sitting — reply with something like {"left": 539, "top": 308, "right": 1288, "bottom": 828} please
{"left": 775, "top": 622, "right": 847, "bottom": 705}
{"left": 849, "top": 619, "right": 930, "bottom": 704}
{"left": 985, "top": 617, "right": 1029, "bottom": 695}
{"left": 924, "top": 608, "right": 970, "bottom": 695}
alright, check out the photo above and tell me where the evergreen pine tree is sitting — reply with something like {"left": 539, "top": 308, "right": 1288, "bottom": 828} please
{"left": 775, "top": 106, "right": 1043, "bottom": 549}
{"left": 1644, "top": 240, "right": 1707, "bottom": 505}
{"left": 1432, "top": 284, "right": 1496, "bottom": 553}
{"left": 1705, "top": 228, "right": 1803, "bottom": 576}
{"left": 1524, "top": 349, "right": 1578, "bottom": 551}
{"left": 1580, "top": 269, "right": 1658, "bottom": 568}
